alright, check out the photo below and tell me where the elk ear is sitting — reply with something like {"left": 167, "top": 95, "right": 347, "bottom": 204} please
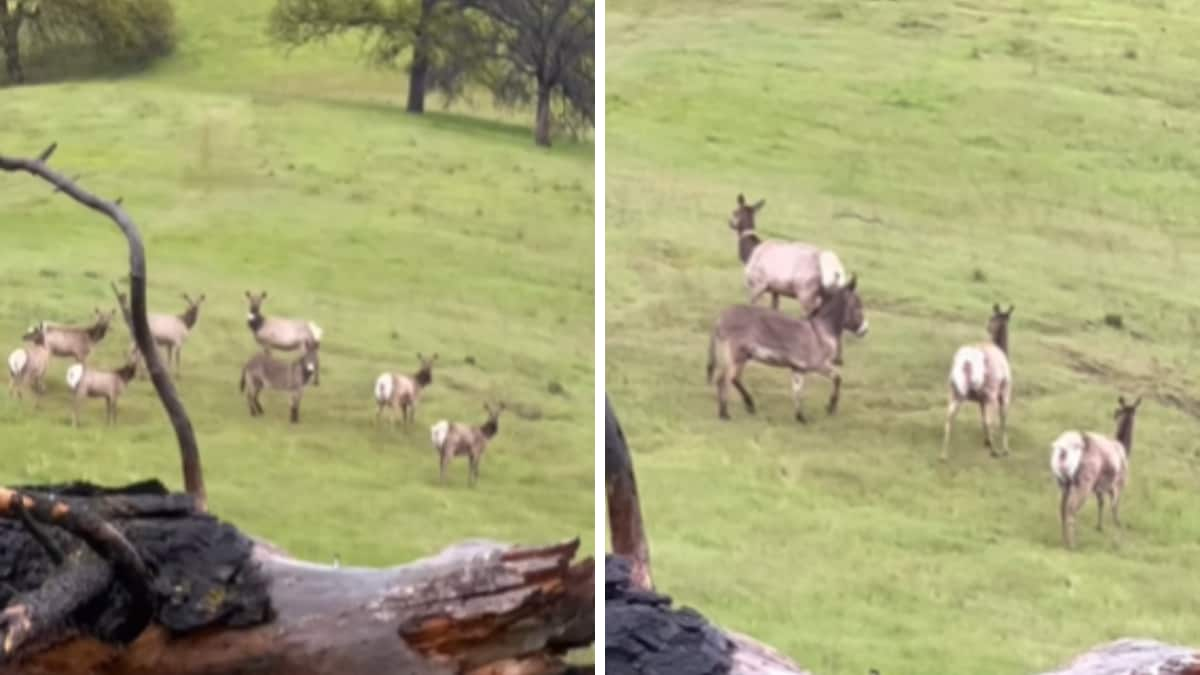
{"left": 432, "top": 352, "right": 439, "bottom": 361}
{"left": 736, "top": 193, "right": 746, "bottom": 206}
{"left": 752, "top": 199, "right": 766, "bottom": 212}
{"left": 1133, "top": 396, "right": 1143, "bottom": 408}
{"left": 245, "top": 290, "right": 252, "bottom": 300}
{"left": 846, "top": 274, "right": 858, "bottom": 291}
{"left": 992, "top": 303, "right": 1001, "bottom": 314}
{"left": 1006, "top": 304, "right": 1015, "bottom": 316}
{"left": 198, "top": 294, "right": 206, "bottom": 303}
{"left": 1118, "top": 395, "right": 1126, "bottom": 406}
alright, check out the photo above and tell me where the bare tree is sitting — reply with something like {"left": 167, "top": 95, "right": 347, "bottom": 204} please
{"left": 466, "top": 0, "right": 594, "bottom": 146}
{"left": 0, "top": 0, "right": 37, "bottom": 83}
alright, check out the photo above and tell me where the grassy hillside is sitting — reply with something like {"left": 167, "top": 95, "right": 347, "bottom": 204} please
{"left": 606, "top": 1, "right": 1200, "bottom": 673}
{"left": 0, "top": 0, "right": 594, "bottom": 567}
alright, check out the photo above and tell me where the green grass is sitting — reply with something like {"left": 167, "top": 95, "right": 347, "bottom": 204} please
{"left": 0, "top": 0, "right": 593, "bottom": 568}
{"left": 606, "top": 1, "right": 1200, "bottom": 672}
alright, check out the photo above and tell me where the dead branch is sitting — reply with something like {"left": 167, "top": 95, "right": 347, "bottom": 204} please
{"left": 604, "top": 396, "right": 652, "bottom": 591}
{"left": 0, "top": 144, "right": 206, "bottom": 509}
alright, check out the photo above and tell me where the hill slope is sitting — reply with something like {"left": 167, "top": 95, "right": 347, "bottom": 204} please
{"left": 606, "top": 1, "right": 1200, "bottom": 673}
{"left": 0, "top": 0, "right": 594, "bottom": 566}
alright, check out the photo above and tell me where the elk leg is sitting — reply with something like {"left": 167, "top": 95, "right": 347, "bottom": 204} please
{"left": 289, "top": 393, "right": 301, "bottom": 424}
{"left": 1062, "top": 487, "right": 1087, "bottom": 550}
{"left": 941, "top": 397, "right": 962, "bottom": 461}
{"left": 790, "top": 371, "right": 807, "bottom": 423}
{"left": 748, "top": 284, "right": 769, "bottom": 306}
{"left": 716, "top": 372, "right": 732, "bottom": 420}
{"left": 731, "top": 377, "right": 755, "bottom": 414}
{"left": 1095, "top": 491, "right": 1105, "bottom": 531}
{"left": 979, "top": 401, "right": 999, "bottom": 456}
{"left": 1110, "top": 489, "right": 1122, "bottom": 529}
{"left": 375, "top": 402, "right": 384, "bottom": 426}
{"left": 770, "top": 293, "right": 780, "bottom": 310}
{"left": 998, "top": 391, "right": 1011, "bottom": 455}
{"left": 439, "top": 452, "right": 449, "bottom": 484}
{"left": 71, "top": 395, "right": 82, "bottom": 428}
{"left": 833, "top": 335, "right": 844, "bottom": 367}
{"left": 469, "top": 455, "right": 479, "bottom": 487}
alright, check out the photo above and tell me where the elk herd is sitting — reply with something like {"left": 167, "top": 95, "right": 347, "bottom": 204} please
{"left": 7, "top": 291, "right": 506, "bottom": 487}
{"left": 706, "top": 193, "right": 1142, "bottom": 550}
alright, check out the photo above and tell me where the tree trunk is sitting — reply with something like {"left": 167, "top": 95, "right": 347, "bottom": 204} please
{"left": 406, "top": 0, "right": 437, "bottom": 114}
{"left": 407, "top": 49, "right": 430, "bottom": 114}
{"left": 0, "top": 11, "right": 24, "bottom": 85}
{"left": 535, "top": 82, "right": 553, "bottom": 147}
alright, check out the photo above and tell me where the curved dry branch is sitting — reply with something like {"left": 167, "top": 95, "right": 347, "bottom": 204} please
{"left": 0, "top": 144, "right": 206, "bottom": 509}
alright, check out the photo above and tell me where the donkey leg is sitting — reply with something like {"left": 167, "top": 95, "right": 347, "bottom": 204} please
{"left": 731, "top": 378, "right": 756, "bottom": 414}
{"left": 825, "top": 369, "right": 843, "bottom": 415}
{"left": 289, "top": 393, "right": 301, "bottom": 423}
{"left": 1095, "top": 491, "right": 1105, "bottom": 531}
{"left": 790, "top": 371, "right": 807, "bottom": 423}
{"left": 941, "top": 398, "right": 962, "bottom": 461}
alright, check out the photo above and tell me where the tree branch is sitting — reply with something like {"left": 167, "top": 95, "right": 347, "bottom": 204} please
{"left": 0, "top": 144, "right": 207, "bottom": 510}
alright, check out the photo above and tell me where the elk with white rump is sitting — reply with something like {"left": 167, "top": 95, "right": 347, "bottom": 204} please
{"left": 728, "top": 194, "right": 855, "bottom": 362}
{"left": 245, "top": 291, "right": 323, "bottom": 384}
{"left": 430, "top": 402, "right": 506, "bottom": 486}
{"left": 706, "top": 277, "right": 868, "bottom": 422}
{"left": 1050, "top": 395, "right": 1140, "bottom": 550}
{"left": 374, "top": 353, "right": 438, "bottom": 426}
{"left": 941, "top": 304, "right": 1014, "bottom": 460}
{"left": 65, "top": 359, "right": 138, "bottom": 427}
{"left": 41, "top": 308, "right": 115, "bottom": 364}
{"left": 239, "top": 340, "right": 320, "bottom": 423}
{"left": 8, "top": 322, "right": 50, "bottom": 402}
{"left": 123, "top": 292, "right": 206, "bottom": 376}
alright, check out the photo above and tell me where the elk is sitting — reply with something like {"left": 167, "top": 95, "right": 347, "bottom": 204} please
{"left": 8, "top": 322, "right": 50, "bottom": 402}
{"left": 41, "top": 308, "right": 115, "bottom": 363}
{"left": 239, "top": 340, "right": 320, "bottom": 423}
{"left": 430, "top": 402, "right": 506, "bottom": 486}
{"left": 65, "top": 359, "right": 137, "bottom": 426}
{"left": 1051, "top": 396, "right": 1141, "bottom": 550}
{"left": 941, "top": 304, "right": 1014, "bottom": 460}
{"left": 706, "top": 277, "right": 868, "bottom": 422}
{"left": 374, "top": 353, "right": 438, "bottom": 427}
{"left": 125, "top": 293, "right": 205, "bottom": 376}
{"left": 245, "top": 291, "right": 323, "bottom": 384}
{"left": 728, "top": 194, "right": 855, "bottom": 363}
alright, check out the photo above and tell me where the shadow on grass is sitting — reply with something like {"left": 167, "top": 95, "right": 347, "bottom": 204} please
{"left": 266, "top": 93, "right": 593, "bottom": 156}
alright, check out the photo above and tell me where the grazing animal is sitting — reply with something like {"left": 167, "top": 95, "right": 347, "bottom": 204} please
{"left": 41, "top": 308, "right": 115, "bottom": 363}
{"left": 239, "top": 341, "right": 320, "bottom": 423}
{"left": 66, "top": 359, "right": 137, "bottom": 427}
{"left": 1051, "top": 396, "right": 1141, "bottom": 550}
{"left": 430, "top": 403, "right": 506, "bottom": 486}
{"left": 8, "top": 323, "right": 50, "bottom": 402}
{"left": 729, "top": 194, "right": 848, "bottom": 311}
{"left": 706, "top": 277, "right": 868, "bottom": 422}
{"left": 941, "top": 304, "right": 1014, "bottom": 460}
{"left": 374, "top": 353, "right": 438, "bottom": 426}
{"left": 245, "top": 291, "right": 323, "bottom": 383}
{"left": 126, "top": 293, "right": 205, "bottom": 376}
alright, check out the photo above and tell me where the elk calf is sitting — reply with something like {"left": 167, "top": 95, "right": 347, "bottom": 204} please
{"left": 245, "top": 292, "right": 323, "bottom": 384}
{"left": 239, "top": 341, "right": 320, "bottom": 423}
{"left": 941, "top": 304, "right": 1014, "bottom": 460}
{"left": 1051, "top": 396, "right": 1140, "bottom": 550}
{"left": 430, "top": 403, "right": 506, "bottom": 486}
{"left": 66, "top": 360, "right": 137, "bottom": 426}
{"left": 128, "top": 293, "right": 205, "bottom": 376}
{"left": 706, "top": 278, "right": 868, "bottom": 422}
{"left": 8, "top": 323, "right": 50, "bottom": 402}
{"left": 42, "top": 308, "right": 115, "bottom": 364}
{"left": 374, "top": 353, "right": 437, "bottom": 426}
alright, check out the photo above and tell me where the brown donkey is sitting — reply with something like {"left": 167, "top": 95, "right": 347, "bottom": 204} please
{"left": 1050, "top": 396, "right": 1140, "bottom": 550}
{"left": 941, "top": 304, "right": 1014, "bottom": 460}
{"left": 706, "top": 276, "right": 868, "bottom": 422}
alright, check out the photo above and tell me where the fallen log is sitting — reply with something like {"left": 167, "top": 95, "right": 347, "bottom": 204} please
{"left": 0, "top": 481, "right": 593, "bottom": 674}
{"left": 1038, "top": 639, "right": 1200, "bottom": 675}
{"left": 603, "top": 396, "right": 805, "bottom": 675}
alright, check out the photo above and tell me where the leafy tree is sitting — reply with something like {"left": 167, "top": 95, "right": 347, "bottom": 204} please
{"left": 466, "top": 0, "right": 593, "bottom": 147}
{"left": 268, "top": 0, "right": 488, "bottom": 114}
{"left": 0, "top": 0, "right": 176, "bottom": 85}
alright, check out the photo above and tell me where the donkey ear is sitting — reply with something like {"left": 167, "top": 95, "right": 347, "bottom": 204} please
{"left": 736, "top": 193, "right": 746, "bottom": 206}
{"left": 752, "top": 199, "right": 766, "bottom": 212}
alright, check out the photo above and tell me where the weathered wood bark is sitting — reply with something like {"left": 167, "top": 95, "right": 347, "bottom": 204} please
{"left": 1038, "top": 639, "right": 1200, "bottom": 675}
{"left": 604, "top": 395, "right": 804, "bottom": 675}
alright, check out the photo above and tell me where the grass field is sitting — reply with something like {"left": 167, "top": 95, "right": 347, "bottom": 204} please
{"left": 606, "top": 1, "right": 1200, "bottom": 672}
{"left": 0, "top": 0, "right": 594, "bottom": 568}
